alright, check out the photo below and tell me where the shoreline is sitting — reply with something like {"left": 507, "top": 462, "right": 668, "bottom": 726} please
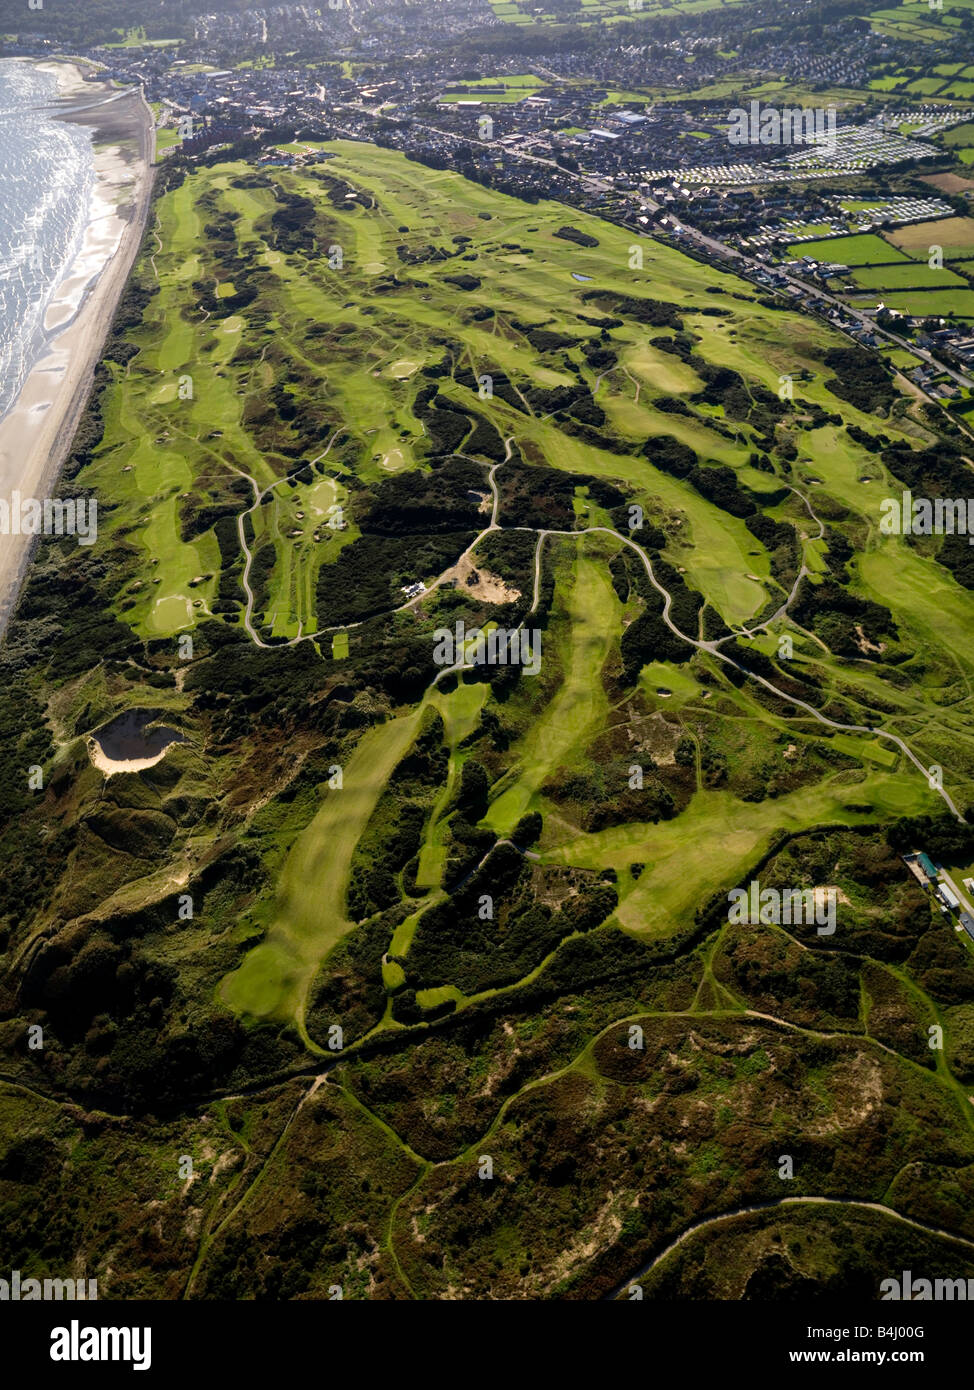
{"left": 0, "top": 58, "right": 156, "bottom": 638}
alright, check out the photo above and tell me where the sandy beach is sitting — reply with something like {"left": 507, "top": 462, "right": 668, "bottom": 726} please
{"left": 0, "top": 60, "right": 155, "bottom": 637}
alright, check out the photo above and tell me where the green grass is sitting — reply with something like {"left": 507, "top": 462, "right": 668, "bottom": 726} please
{"left": 220, "top": 710, "right": 422, "bottom": 1021}
{"left": 487, "top": 0, "right": 747, "bottom": 27}
{"left": 786, "top": 233, "right": 912, "bottom": 266}
{"left": 415, "top": 682, "right": 489, "bottom": 891}
{"left": 486, "top": 540, "right": 617, "bottom": 836}
{"left": 883, "top": 346, "right": 923, "bottom": 369}
{"left": 544, "top": 772, "right": 936, "bottom": 936}
{"left": 941, "top": 121, "right": 974, "bottom": 147}
{"left": 639, "top": 661, "right": 703, "bottom": 706}
{"left": 848, "top": 264, "right": 968, "bottom": 290}
{"left": 153, "top": 125, "right": 182, "bottom": 153}
{"left": 858, "top": 546, "right": 974, "bottom": 680}
{"left": 440, "top": 74, "right": 545, "bottom": 103}
{"left": 831, "top": 733, "right": 900, "bottom": 768}
{"left": 106, "top": 26, "right": 179, "bottom": 47}
{"left": 878, "top": 289, "right": 974, "bottom": 318}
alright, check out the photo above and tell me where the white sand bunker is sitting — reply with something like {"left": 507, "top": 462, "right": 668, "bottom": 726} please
{"left": 88, "top": 708, "right": 188, "bottom": 777}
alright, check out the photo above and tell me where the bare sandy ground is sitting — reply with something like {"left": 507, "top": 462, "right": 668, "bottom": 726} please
{"left": 440, "top": 552, "right": 522, "bottom": 604}
{"left": 87, "top": 739, "right": 177, "bottom": 778}
{"left": 35, "top": 60, "right": 93, "bottom": 98}
{"left": 0, "top": 61, "right": 155, "bottom": 637}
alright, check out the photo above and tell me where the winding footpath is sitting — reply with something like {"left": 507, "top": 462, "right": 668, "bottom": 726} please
{"left": 719, "top": 486, "right": 825, "bottom": 642}
{"left": 229, "top": 436, "right": 966, "bottom": 820}
{"left": 233, "top": 436, "right": 514, "bottom": 648}
{"left": 607, "top": 1195, "right": 974, "bottom": 1300}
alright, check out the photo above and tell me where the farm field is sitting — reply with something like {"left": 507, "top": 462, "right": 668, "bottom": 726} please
{"left": 863, "top": 0, "right": 973, "bottom": 43}
{"left": 786, "top": 232, "right": 913, "bottom": 265}
{"left": 887, "top": 215, "right": 974, "bottom": 259}
{"left": 879, "top": 288, "right": 974, "bottom": 316}
{"left": 847, "top": 263, "right": 967, "bottom": 289}
{"left": 941, "top": 120, "right": 974, "bottom": 155}
{"left": 784, "top": 218, "right": 974, "bottom": 319}
{"left": 487, "top": 0, "right": 749, "bottom": 26}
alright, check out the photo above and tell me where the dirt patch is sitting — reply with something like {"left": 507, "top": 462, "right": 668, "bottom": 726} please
{"left": 854, "top": 623, "right": 885, "bottom": 654}
{"left": 621, "top": 707, "right": 682, "bottom": 765}
{"left": 922, "top": 172, "right": 974, "bottom": 195}
{"left": 814, "top": 884, "right": 851, "bottom": 908}
{"left": 442, "top": 552, "right": 520, "bottom": 604}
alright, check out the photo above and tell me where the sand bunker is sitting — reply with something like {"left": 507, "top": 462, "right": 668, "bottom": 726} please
{"left": 88, "top": 708, "right": 187, "bottom": 777}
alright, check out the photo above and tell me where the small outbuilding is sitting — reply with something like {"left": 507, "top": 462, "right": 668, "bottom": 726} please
{"left": 917, "top": 852, "right": 939, "bottom": 881}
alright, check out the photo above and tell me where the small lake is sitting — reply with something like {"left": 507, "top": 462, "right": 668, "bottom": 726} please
{"left": 571, "top": 272, "right": 593, "bottom": 282}
{"left": 89, "top": 708, "right": 187, "bottom": 774}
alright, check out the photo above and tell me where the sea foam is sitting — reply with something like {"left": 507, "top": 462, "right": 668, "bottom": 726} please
{"left": 0, "top": 61, "right": 96, "bottom": 421}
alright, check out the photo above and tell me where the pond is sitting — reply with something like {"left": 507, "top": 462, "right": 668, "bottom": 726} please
{"left": 89, "top": 708, "right": 187, "bottom": 777}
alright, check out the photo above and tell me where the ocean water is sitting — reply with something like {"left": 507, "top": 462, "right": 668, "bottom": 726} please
{"left": 0, "top": 60, "right": 96, "bottom": 421}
